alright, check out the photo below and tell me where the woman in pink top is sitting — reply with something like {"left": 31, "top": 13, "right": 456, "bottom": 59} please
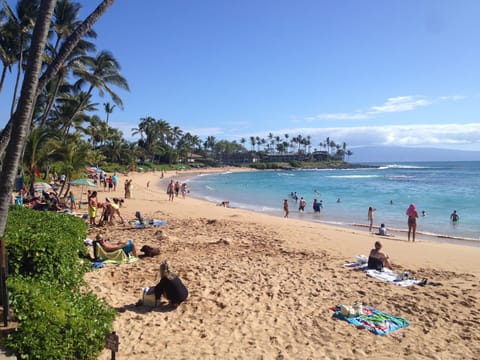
{"left": 406, "top": 204, "right": 419, "bottom": 242}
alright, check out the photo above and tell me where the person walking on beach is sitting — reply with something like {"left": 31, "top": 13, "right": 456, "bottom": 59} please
{"left": 450, "top": 210, "right": 459, "bottom": 222}
{"left": 406, "top": 203, "right": 419, "bottom": 242}
{"left": 167, "top": 180, "right": 175, "bottom": 201}
{"left": 283, "top": 199, "right": 289, "bottom": 218}
{"left": 368, "top": 206, "right": 376, "bottom": 232}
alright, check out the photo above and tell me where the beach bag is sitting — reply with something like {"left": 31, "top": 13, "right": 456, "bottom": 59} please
{"left": 142, "top": 287, "right": 158, "bottom": 307}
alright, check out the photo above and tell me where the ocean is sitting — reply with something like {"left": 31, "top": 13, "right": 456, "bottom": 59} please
{"left": 186, "top": 161, "right": 480, "bottom": 247}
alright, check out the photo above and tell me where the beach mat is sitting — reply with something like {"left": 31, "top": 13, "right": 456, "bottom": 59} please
{"left": 365, "top": 268, "right": 423, "bottom": 287}
{"left": 344, "top": 262, "right": 422, "bottom": 287}
{"left": 333, "top": 305, "right": 409, "bottom": 335}
{"left": 131, "top": 219, "right": 167, "bottom": 228}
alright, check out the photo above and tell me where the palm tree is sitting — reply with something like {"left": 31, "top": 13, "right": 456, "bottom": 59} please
{"left": 2, "top": 0, "right": 40, "bottom": 116}
{"left": 23, "top": 126, "right": 58, "bottom": 186}
{"left": 249, "top": 136, "right": 255, "bottom": 151}
{"left": 0, "top": 0, "right": 56, "bottom": 325}
{"left": 48, "top": 133, "right": 91, "bottom": 196}
{"left": 103, "top": 101, "right": 115, "bottom": 124}
{"left": 346, "top": 149, "right": 353, "bottom": 161}
{"left": 50, "top": 90, "right": 96, "bottom": 134}
{"left": 0, "top": 6, "right": 22, "bottom": 94}
{"left": 73, "top": 50, "right": 129, "bottom": 109}
{"left": 0, "top": 0, "right": 117, "bottom": 160}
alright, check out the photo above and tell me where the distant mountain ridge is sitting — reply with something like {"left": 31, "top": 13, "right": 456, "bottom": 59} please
{"left": 349, "top": 146, "right": 480, "bottom": 163}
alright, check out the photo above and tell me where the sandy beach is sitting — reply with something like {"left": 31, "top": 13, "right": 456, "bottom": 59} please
{"left": 79, "top": 169, "right": 480, "bottom": 359}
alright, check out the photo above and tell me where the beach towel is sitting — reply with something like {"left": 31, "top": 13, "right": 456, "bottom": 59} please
{"left": 333, "top": 305, "right": 409, "bottom": 335}
{"left": 131, "top": 219, "right": 167, "bottom": 228}
{"left": 364, "top": 268, "right": 422, "bottom": 287}
{"left": 343, "top": 261, "right": 423, "bottom": 287}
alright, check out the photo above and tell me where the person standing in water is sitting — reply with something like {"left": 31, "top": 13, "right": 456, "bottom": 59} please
{"left": 283, "top": 199, "right": 289, "bottom": 218}
{"left": 368, "top": 206, "right": 376, "bottom": 232}
{"left": 450, "top": 210, "right": 459, "bottom": 222}
{"left": 406, "top": 203, "right": 419, "bottom": 242}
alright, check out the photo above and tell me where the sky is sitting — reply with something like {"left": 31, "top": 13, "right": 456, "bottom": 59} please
{"left": 2, "top": 0, "right": 480, "bottom": 153}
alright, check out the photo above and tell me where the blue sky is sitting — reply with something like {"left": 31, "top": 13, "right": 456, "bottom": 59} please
{"left": 2, "top": 0, "right": 480, "bottom": 152}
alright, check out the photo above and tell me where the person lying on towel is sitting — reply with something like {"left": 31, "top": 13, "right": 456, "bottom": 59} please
{"left": 368, "top": 241, "right": 392, "bottom": 270}
{"left": 95, "top": 234, "right": 137, "bottom": 257}
{"left": 146, "top": 261, "right": 188, "bottom": 308}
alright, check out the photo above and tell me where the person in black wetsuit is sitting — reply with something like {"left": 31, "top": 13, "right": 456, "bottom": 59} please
{"left": 368, "top": 241, "right": 392, "bottom": 270}
{"left": 148, "top": 261, "right": 188, "bottom": 307}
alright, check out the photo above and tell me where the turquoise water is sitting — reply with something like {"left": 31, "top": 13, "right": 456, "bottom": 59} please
{"left": 187, "top": 162, "right": 480, "bottom": 246}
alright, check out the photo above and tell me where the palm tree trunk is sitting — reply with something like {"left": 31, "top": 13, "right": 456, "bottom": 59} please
{"left": 0, "top": 0, "right": 56, "bottom": 326}
{"left": 10, "top": 34, "right": 25, "bottom": 117}
{"left": 39, "top": 74, "right": 63, "bottom": 127}
{"left": 0, "top": 65, "right": 8, "bottom": 95}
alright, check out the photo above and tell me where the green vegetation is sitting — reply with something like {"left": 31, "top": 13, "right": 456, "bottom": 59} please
{"left": 4, "top": 206, "right": 115, "bottom": 359}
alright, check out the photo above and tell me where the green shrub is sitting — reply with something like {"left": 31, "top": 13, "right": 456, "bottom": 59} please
{"left": 3, "top": 206, "right": 116, "bottom": 359}
{"left": 5, "top": 206, "right": 89, "bottom": 288}
{"left": 7, "top": 278, "right": 115, "bottom": 360}
{"left": 289, "top": 160, "right": 303, "bottom": 168}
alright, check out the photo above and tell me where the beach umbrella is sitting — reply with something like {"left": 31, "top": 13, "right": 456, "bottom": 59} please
{"left": 33, "top": 182, "right": 52, "bottom": 192}
{"left": 69, "top": 179, "right": 96, "bottom": 208}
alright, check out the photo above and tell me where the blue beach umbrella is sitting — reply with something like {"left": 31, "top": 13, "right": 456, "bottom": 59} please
{"left": 69, "top": 179, "right": 96, "bottom": 208}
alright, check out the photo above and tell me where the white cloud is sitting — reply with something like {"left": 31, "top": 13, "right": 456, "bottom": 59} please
{"left": 308, "top": 95, "right": 464, "bottom": 122}
{"left": 183, "top": 127, "right": 225, "bottom": 137}
{"left": 235, "top": 123, "right": 480, "bottom": 150}
{"left": 368, "top": 96, "right": 431, "bottom": 114}
{"left": 312, "top": 112, "right": 368, "bottom": 120}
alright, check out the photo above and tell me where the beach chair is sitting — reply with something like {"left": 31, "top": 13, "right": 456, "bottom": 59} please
{"left": 93, "top": 241, "right": 128, "bottom": 262}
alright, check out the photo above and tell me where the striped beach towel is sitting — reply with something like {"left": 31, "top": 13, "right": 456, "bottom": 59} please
{"left": 333, "top": 306, "right": 409, "bottom": 335}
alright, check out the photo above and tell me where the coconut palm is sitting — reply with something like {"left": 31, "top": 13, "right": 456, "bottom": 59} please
{"left": 39, "top": 0, "right": 97, "bottom": 128}
{"left": 72, "top": 50, "right": 129, "bottom": 111}
{"left": 23, "top": 126, "right": 59, "bottom": 185}
{"left": 48, "top": 132, "right": 92, "bottom": 196}
{"left": 2, "top": 0, "right": 40, "bottom": 115}
{"left": 49, "top": 90, "right": 97, "bottom": 134}
{"left": 0, "top": 0, "right": 56, "bottom": 322}
{"left": 103, "top": 101, "right": 115, "bottom": 124}
{"left": 0, "top": 6, "right": 22, "bottom": 94}
{"left": 0, "top": 0, "right": 117, "bottom": 160}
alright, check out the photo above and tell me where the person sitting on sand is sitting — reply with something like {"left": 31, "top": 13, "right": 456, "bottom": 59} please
{"left": 217, "top": 201, "right": 230, "bottom": 207}
{"left": 146, "top": 261, "right": 188, "bottom": 307}
{"left": 95, "top": 234, "right": 137, "bottom": 257}
{"left": 368, "top": 240, "right": 392, "bottom": 270}
{"left": 377, "top": 223, "right": 388, "bottom": 236}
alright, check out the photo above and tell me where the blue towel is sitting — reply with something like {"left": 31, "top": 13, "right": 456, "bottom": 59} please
{"left": 333, "top": 306, "right": 409, "bottom": 335}
{"left": 132, "top": 220, "right": 167, "bottom": 227}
